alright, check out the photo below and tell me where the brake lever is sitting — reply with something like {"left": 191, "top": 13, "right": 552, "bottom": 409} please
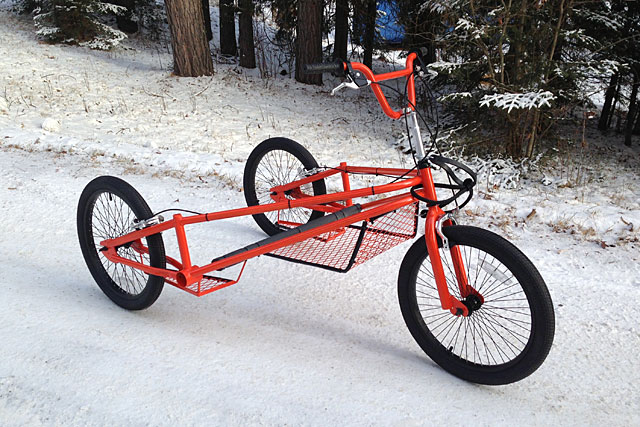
{"left": 331, "top": 75, "right": 360, "bottom": 96}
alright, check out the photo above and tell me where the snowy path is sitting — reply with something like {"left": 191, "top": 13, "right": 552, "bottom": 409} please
{"left": 1, "top": 147, "right": 638, "bottom": 426}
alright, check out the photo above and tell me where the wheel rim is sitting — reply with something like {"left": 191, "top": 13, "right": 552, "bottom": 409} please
{"left": 415, "top": 244, "right": 533, "bottom": 367}
{"left": 254, "top": 149, "right": 317, "bottom": 228}
{"left": 90, "top": 191, "right": 152, "bottom": 296}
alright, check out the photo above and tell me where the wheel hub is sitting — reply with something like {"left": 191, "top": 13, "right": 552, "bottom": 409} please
{"left": 462, "top": 294, "right": 483, "bottom": 315}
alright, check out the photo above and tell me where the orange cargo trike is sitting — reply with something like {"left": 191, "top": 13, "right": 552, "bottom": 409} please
{"left": 77, "top": 52, "right": 555, "bottom": 385}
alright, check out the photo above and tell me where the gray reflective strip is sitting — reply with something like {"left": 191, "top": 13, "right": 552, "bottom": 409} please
{"left": 212, "top": 204, "right": 362, "bottom": 265}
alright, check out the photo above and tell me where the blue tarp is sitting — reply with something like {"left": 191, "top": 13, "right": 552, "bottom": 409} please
{"left": 376, "top": 1, "right": 405, "bottom": 45}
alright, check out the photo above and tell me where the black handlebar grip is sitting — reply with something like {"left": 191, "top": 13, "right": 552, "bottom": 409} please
{"left": 302, "top": 61, "right": 345, "bottom": 76}
{"left": 409, "top": 47, "right": 430, "bottom": 69}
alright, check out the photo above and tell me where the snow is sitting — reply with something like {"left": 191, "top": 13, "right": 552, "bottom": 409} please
{"left": 479, "top": 91, "right": 556, "bottom": 113}
{"left": 1, "top": 7, "right": 640, "bottom": 426}
{"left": 41, "top": 117, "right": 60, "bottom": 132}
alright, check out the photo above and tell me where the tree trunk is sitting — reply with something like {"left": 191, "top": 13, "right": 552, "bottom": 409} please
{"left": 295, "top": 0, "right": 323, "bottom": 86}
{"left": 615, "top": 110, "right": 623, "bottom": 133}
{"left": 238, "top": 0, "right": 256, "bottom": 68}
{"left": 363, "top": 0, "right": 376, "bottom": 69}
{"left": 626, "top": 110, "right": 639, "bottom": 145}
{"left": 624, "top": 72, "right": 639, "bottom": 146}
{"left": 165, "top": 0, "right": 214, "bottom": 77}
{"left": 526, "top": 110, "right": 540, "bottom": 158}
{"left": 599, "top": 73, "right": 618, "bottom": 130}
{"left": 202, "top": 0, "right": 212, "bottom": 41}
{"left": 634, "top": 106, "right": 640, "bottom": 135}
{"left": 334, "top": 0, "right": 349, "bottom": 60}
{"left": 508, "top": 0, "right": 529, "bottom": 86}
{"left": 608, "top": 78, "right": 621, "bottom": 130}
{"left": 219, "top": 0, "right": 237, "bottom": 56}
{"left": 506, "top": 114, "right": 523, "bottom": 158}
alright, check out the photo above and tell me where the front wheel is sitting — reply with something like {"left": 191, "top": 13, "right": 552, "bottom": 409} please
{"left": 398, "top": 226, "right": 554, "bottom": 385}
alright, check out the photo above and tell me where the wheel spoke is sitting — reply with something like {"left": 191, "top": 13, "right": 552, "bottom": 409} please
{"left": 90, "top": 192, "right": 151, "bottom": 297}
{"left": 412, "top": 240, "right": 533, "bottom": 367}
{"left": 249, "top": 144, "right": 324, "bottom": 234}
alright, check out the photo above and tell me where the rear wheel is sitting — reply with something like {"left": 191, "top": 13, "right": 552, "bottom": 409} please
{"left": 243, "top": 137, "right": 327, "bottom": 236}
{"left": 77, "top": 176, "right": 165, "bottom": 310}
{"left": 398, "top": 226, "right": 554, "bottom": 385}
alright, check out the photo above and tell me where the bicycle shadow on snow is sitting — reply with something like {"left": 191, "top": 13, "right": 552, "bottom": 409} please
{"left": 5, "top": 228, "right": 492, "bottom": 392}
{"left": 63, "top": 258, "right": 455, "bottom": 386}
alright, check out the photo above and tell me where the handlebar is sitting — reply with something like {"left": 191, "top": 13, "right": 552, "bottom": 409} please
{"left": 301, "top": 53, "right": 420, "bottom": 120}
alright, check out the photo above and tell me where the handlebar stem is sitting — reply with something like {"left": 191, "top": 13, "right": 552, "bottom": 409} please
{"left": 406, "top": 110, "right": 426, "bottom": 160}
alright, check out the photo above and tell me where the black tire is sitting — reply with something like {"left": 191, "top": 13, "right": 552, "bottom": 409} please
{"left": 77, "top": 176, "right": 166, "bottom": 310}
{"left": 398, "top": 226, "right": 554, "bottom": 385}
{"left": 243, "top": 137, "right": 327, "bottom": 236}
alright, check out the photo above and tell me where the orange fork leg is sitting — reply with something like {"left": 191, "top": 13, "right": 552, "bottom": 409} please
{"left": 424, "top": 208, "right": 469, "bottom": 317}
{"left": 445, "top": 219, "right": 484, "bottom": 303}
{"left": 445, "top": 216, "right": 470, "bottom": 297}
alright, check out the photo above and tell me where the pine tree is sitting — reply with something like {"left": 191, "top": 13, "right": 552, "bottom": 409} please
{"left": 396, "top": 0, "right": 437, "bottom": 62}
{"left": 202, "top": 0, "right": 212, "bottom": 41}
{"left": 165, "top": 0, "right": 214, "bottom": 76}
{"left": 351, "top": 0, "right": 376, "bottom": 69}
{"left": 219, "top": 0, "right": 237, "bottom": 56}
{"left": 625, "top": 72, "right": 639, "bottom": 146}
{"left": 295, "top": 0, "right": 323, "bottom": 85}
{"left": 599, "top": 74, "right": 619, "bottom": 131}
{"left": 418, "top": 0, "right": 589, "bottom": 157}
{"left": 334, "top": 0, "right": 349, "bottom": 60}
{"left": 32, "top": 0, "right": 128, "bottom": 50}
{"left": 362, "top": 0, "right": 375, "bottom": 69}
{"left": 238, "top": 0, "right": 256, "bottom": 68}
{"left": 575, "top": 0, "right": 639, "bottom": 146}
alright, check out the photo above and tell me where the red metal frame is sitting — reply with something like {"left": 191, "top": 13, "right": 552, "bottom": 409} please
{"left": 99, "top": 54, "right": 478, "bottom": 317}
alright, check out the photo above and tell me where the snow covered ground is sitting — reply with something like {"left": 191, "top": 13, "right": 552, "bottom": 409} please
{"left": 1, "top": 8, "right": 640, "bottom": 426}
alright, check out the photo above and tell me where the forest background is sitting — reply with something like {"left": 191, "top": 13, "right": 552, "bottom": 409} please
{"left": 11, "top": 0, "right": 640, "bottom": 158}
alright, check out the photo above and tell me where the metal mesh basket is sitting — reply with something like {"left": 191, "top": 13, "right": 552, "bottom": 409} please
{"left": 267, "top": 202, "right": 418, "bottom": 272}
{"left": 165, "top": 274, "right": 238, "bottom": 297}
